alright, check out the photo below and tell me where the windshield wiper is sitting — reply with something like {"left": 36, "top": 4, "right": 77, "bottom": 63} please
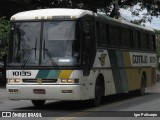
{"left": 22, "top": 38, "right": 37, "bottom": 67}
{"left": 43, "top": 40, "right": 58, "bottom": 66}
{"left": 15, "top": 27, "right": 22, "bottom": 58}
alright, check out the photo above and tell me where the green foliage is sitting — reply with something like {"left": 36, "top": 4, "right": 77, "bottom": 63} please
{"left": 0, "top": 17, "right": 9, "bottom": 44}
{"left": 155, "top": 30, "right": 160, "bottom": 58}
{"left": 155, "top": 30, "right": 160, "bottom": 35}
{"left": 130, "top": 19, "right": 145, "bottom": 26}
{"left": 0, "top": 47, "right": 7, "bottom": 57}
{"left": 0, "top": 16, "right": 9, "bottom": 57}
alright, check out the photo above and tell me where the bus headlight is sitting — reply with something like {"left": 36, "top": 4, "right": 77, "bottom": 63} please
{"left": 8, "top": 79, "right": 15, "bottom": 83}
{"left": 61, "top": 79, "right": 68, "bottom": 83}
{"left": 61, "top": 79, "right": 79, "bottom": 83}
{"left": 8, "top": 78, "right": 21, "bottom": 83}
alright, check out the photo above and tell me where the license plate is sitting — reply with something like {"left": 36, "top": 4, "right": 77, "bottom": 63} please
{"left": 33, "top": 89, "right": 46, "bottom": 94}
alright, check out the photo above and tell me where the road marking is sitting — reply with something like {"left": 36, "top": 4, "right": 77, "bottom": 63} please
{"left": 55, "top": 101, "right": 125, "bottom": 120}
{"left": 55, "top": 112, "right": 87, "bottom": 120}
{"left": 55, "top": 95, "right": 145, "bottom": 120}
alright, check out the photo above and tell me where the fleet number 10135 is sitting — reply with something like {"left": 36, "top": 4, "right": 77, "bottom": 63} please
{"left": 12, "top": 71, "right": 31, "bottom": 76}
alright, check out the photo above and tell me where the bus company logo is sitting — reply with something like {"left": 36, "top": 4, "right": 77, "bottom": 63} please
{"left": 1, "top": 112, "right": 43, "bottom": 118}
{"left": 2, "top": 112, "right": 11, "bottom": 117}
{"left": 37, "top": 78, "right": 42, "bottom": 84}
{"left": 99, "top": 54, "right": 107, "bottom": 66}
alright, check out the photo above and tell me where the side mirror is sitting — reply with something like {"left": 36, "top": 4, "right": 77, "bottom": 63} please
{"left": 83, "top": 31, "right": 91, "bottom": 76}
{"left": 84, "top": 36, "right": 90, "bottom": 51}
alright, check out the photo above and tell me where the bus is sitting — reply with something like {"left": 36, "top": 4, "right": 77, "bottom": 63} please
{"left": 7, "top": 8, "right": 157, "bottom": 107}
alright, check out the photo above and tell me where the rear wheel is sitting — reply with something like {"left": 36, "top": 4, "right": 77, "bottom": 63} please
{"left": 31, "top": 100, "right": 45, "bottom": 108}
{"left": 136, "top": 74, "right": 146, "bottom": 96}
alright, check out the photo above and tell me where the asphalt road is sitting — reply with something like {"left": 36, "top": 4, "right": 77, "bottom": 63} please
{"left": 1, "top": 83, "right": 160, "bottom": 120}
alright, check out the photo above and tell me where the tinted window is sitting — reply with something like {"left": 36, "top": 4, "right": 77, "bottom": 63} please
{"left": 97, "top": 22, "right": 108, "bottom": 47}
{"left": 140, "top": 32, "right": 148, "bottom": 50}
{"left": 121, "top": 28, "right": 131, "bottom": 48}
{"left": 110, "top": 26, "right": 120, "bottom": 47}
{"left": 148, "top": 35, "right": 154, "bottom": 51}
{"left": 133, "top": 31, "right": 140, "bottom": 49}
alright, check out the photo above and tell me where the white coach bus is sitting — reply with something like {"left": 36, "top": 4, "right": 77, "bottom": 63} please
{"left": 7, "top": 8, "right": 157, "bottom": 107}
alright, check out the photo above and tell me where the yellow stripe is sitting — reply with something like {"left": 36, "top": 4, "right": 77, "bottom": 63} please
{"left": 123, "top": 52, "right": 137, "bottom": 91}
{"left": 58, "top": 70, "right": 73, "bottom": 79}
{"left": 123, "top": 52, "right": 131, "bottom": 67}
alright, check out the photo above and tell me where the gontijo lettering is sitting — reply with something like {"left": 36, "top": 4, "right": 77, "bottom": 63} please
{"left": 132, "top": 55, "right": 148, "bottom": 64}
{"left": 132, "top": 55, "right": 156, "bottom": 64}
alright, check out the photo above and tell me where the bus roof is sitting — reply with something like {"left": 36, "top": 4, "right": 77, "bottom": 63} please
{"left": 96, "top": 14, "right": 155, "bottom": 33}
{"left": 11, "top": 8, "right": 154, "bottom": 33}
{"left": 10, "top": 8, "right": 93, "bottom": 20}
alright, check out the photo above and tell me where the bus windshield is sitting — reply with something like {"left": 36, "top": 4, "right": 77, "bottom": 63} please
{"left": 9, "top": 21, "right": 80, "bottom": 67}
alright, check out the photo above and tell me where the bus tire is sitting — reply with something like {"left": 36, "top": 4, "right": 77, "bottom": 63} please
{"left": 136, "top": 74, "right": 146, "bottom": 96}
{"left": 91, "top": 79, "right": 104, "bottom": 106}
{"left": 31, "top": 100, "right": 45, "bottom": 108}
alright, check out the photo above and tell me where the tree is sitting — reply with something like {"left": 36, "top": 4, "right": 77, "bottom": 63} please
{"left": 0, "top": 16, "right": 9, "bottom": 65}
{"left": 0, "top": 16, "right": 9, "bottom": 83}
{"left": 1, "top": 0, "right": 160, "bottom": 21}
{"left": 155, "top": 30, "right": 160, "bottom": 58}
{"left": 0, "top": 17, "right": 9, "bottom": 46}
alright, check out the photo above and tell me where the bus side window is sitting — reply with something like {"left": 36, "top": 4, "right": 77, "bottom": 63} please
{"left": 110, "top": 26, "right": 120, "bottom": 47}
{"left": 140, "top": 32, "right": 148, "bottom": 50}
{"left": 82, "top": 18, "right": 93, "bottom": 49}
{"left": 133, "top": 31, "right": 140, "bottom": 49}
{"left": 121, "top": 28, "right": 131, "bottom": 48}
{"left": 82, "top": 18, "right": 96, "bottom": 64}
{"left": 153, "top": 35, "right": 156, "bottom": 51}
{"left": 96, "top": 22, "right": 108, "bottom": 47}
{"left": 148, "top": 34, "right": 154, "bottom": 51}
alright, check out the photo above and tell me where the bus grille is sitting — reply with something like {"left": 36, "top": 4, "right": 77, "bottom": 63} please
{"left": 22, "top": 79, "right": 58, "bottom": 83}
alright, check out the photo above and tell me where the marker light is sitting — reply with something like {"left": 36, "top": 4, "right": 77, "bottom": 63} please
{"left": 8, "top": 79, "right": 21, "bottom": 84}
{"left": 61, "top": 79, "right": 79, "bottom": 83}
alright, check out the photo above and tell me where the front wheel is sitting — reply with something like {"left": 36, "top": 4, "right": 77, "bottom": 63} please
{"left": 31, "top": 100, "right": 45, "bottom": 108}
{"left": 90, "top": 80, "right": 104, "bottom": 106}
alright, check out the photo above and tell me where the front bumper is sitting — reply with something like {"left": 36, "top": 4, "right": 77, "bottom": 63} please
{"left": 7, "top": 84, "right": 82, "bottom": 100}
